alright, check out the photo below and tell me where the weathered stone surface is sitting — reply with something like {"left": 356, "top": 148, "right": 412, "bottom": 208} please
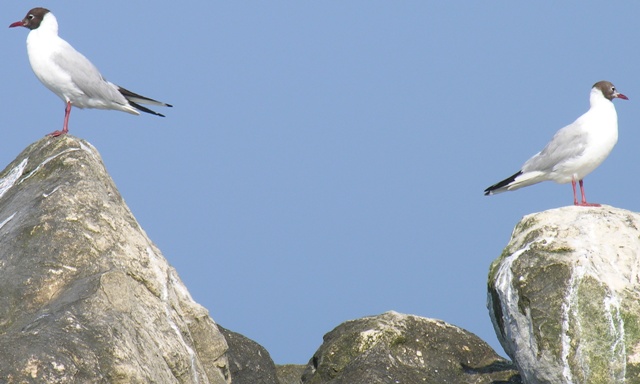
{"left": 276, "top": 364, "right": 305, "bottom": 384}
{"left": 218, "top": 324, "right": 279, "bottom": 384}
{"left": 0, "top": 136, "right": 229, "bottom": 383}
{"left": 301, "top": 311, "right": 520, "bottom": 384}
{"left": 488, "top": 206, "right": 640, "bottom": 384}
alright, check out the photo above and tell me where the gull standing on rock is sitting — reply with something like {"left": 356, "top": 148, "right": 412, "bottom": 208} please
{"left": 484, "top": 81, "right": 627, "bottom": 207}
{"left": 10, "top": 7, "right": 172, "bottom": 137}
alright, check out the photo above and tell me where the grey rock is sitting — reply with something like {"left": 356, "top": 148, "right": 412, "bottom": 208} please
{"left": 488, "top": 206, "right": 640, "bottom": 383}
{"left": 301, "top": 311, "right": 520, "bottom": 384}
{"left": 0, "top": 136, "right": 230, "bottom": 383}
{"left": 276, "top": 364, "right": 304, "bottom": 384}
{"left": 218, "top": 325, "right": 279, "bottom": 384}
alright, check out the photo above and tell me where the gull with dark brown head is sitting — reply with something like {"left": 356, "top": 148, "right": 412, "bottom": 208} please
{"left": 484, "top": 81, "right": 628, "bottom": 207}
{"left": 10, "top": 7, "right": 172, "bottom": 137}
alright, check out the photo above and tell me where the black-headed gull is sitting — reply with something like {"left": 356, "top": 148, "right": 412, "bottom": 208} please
{"left": 484, "top": 81, "right": 628, "bottom": 207}
{"left": 10, "top": 7, "right": 172, "bottom": 137}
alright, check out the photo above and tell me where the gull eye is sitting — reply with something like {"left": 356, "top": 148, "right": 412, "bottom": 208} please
{"left": 27, "top": 14, "right": 34, "bottom": 20}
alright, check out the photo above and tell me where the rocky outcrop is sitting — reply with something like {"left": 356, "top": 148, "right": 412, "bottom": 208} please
{"left": 301, "top": 311, "right": 520, "bottom": 383}
{"left": 0, "top": 135, "right": 545, "bottom": 384}
{"left": 488, "top": 206, "right": 640, "bottom": 383}
{"left": 218, "top": 325, "right": 279, "bottom": 384}
{"left": 0, "top": 136, "right": 229, "bottom": 383}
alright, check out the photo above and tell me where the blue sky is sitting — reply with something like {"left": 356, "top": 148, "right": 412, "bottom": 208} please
{"left": 2, "top": 2, "right": 639, "bottom": 364}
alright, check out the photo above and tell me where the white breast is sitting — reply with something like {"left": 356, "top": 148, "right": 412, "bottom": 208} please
{"left": 26, "top": 14, "right": 82, "bottom": 104}
{"left": 558, "top": 102, "right": 618, "bottom": 182}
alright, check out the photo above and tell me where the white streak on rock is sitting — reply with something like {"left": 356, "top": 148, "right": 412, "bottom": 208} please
{"left": 147, "top": 247, "right": 199, "bottom": 383}
{"left": 0, "top": 213, "right": 17, "bottom": 231}
{"left": 20, "top": 148, "right": 79, "bottom": 184}
{"left": 560, "top": 266, "right": 582, "bottom": 383}
{"left": 0, "top": 159, "right": 28, "bottom": 200}
{"left": 79, "top": 141, "right": 100, "bottom": 162}
{"left": 604, "top": 295, "right": 626, "bottom": 381}
{"left": 493, "top": 240, "right": 544, "bottom": 359}
{"left": 43, "top": 185, "right": 62, "bottom": 198}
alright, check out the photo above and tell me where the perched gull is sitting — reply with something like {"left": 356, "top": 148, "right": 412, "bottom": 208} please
{"left": 484, "top": 81, "right": 627, "bottom": 207}
{"left": 10, "top": 7, "right": 172, "bottom": 137}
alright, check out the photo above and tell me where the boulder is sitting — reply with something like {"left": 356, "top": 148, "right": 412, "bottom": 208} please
{"left": 488, "top": 206, "right": 640, "bottom": 383}
{"left": 0, "top": 136, "right": 229, "bottom": 383}
{"left": 301, "top": 311, "right": 520, "bottom": 383}
{"left": 218, "top": 325, "right": 279, "bottom": 384}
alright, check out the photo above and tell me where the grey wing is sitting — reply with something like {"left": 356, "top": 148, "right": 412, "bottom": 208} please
{"left": 51, "top": 41, "right": 128, "bottom": 105}
{"left": 522, "top": 122, "right": 588, "bottom": 173}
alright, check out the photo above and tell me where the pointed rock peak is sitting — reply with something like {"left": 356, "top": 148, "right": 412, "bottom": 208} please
{"left": 0, "top": 135, "right": 230, "bottom": 382}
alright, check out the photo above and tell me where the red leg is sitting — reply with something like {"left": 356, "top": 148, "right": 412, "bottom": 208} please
{"left": 571, "top": 179, "right": 579, "bottom": 205}
{"left": 575, "top": 179, "right": 600, "bottom": 207}
{"left": 48, "top": 101, "right": 71, "bottom": 137}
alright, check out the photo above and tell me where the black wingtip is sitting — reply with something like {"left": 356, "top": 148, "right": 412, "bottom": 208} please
{"left": 484, "top": 170, "right": 522, "bottom": 195}
{"left": 129, "top": 101, "right": 166, "bottom": 117}
{"left": 117, "top": 85, "right": 172, "bottom": 114}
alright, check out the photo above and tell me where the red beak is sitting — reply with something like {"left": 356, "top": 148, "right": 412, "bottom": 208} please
{"left": 616, "top": 93, "right": 629, "bottom": 100}
{"left": 9, "top": 21, "right": 24, "bottom": 28}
